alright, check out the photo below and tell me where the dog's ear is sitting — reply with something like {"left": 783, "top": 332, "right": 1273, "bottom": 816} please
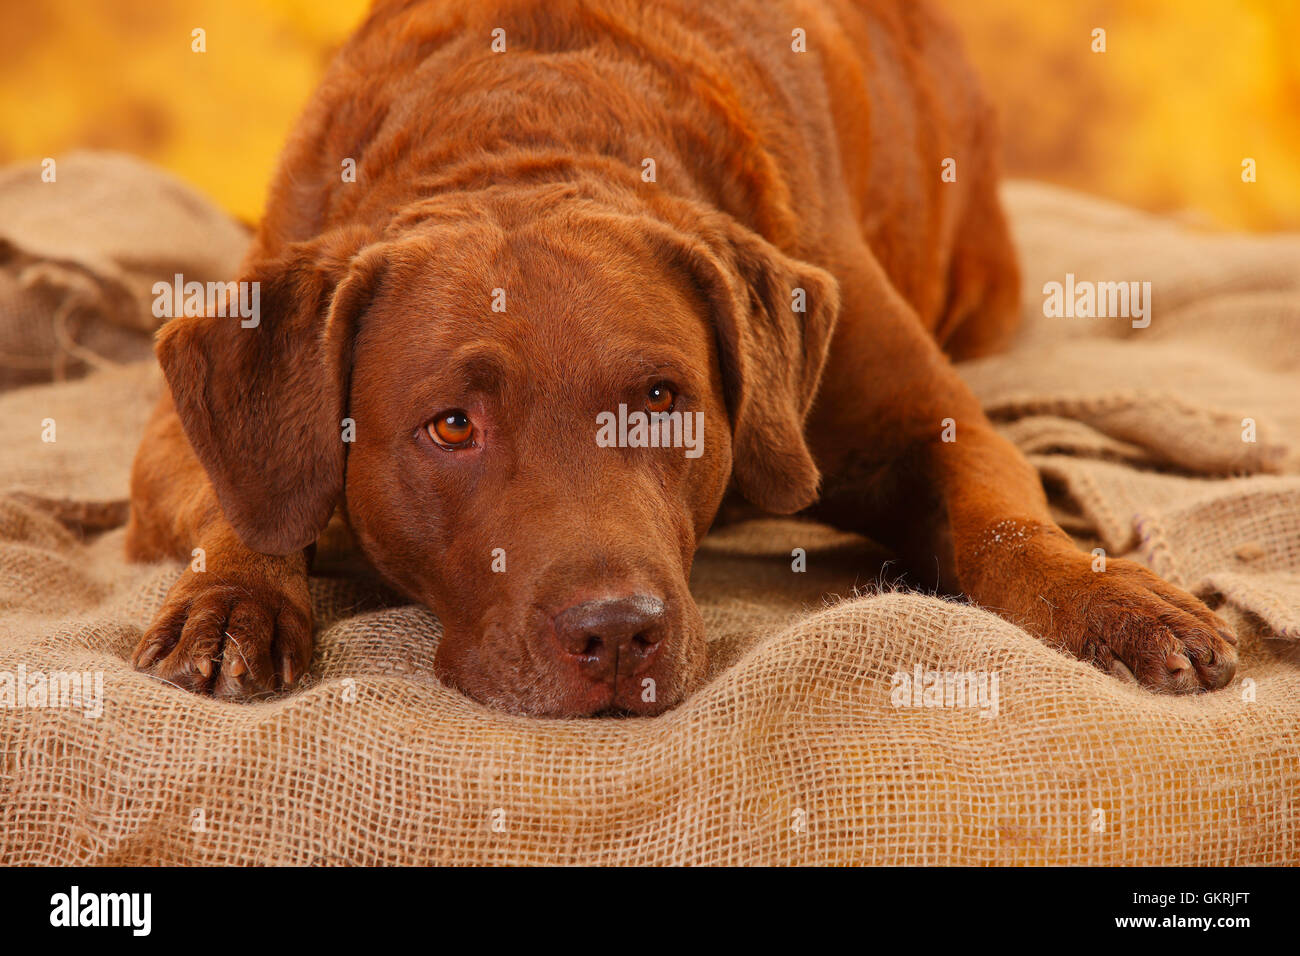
{"left": 155, "top": 226, "right": 387, "bottom": 554}
{"left": 655, "top": 215, "right": 840, "bottom": 514}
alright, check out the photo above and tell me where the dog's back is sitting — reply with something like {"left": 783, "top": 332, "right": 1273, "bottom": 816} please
{"left": 256, "top": 0, "right": 1017, "bottom": 356}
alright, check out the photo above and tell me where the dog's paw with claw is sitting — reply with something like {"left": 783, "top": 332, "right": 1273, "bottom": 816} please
{"left": 1041, "top": 548, "right": 1238, "bottom": 693}
{"left": 132, "top": 563, "right": 312, "bottom": 700}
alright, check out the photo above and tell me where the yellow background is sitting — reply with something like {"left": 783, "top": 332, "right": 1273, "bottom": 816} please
{"left": 3, "top": 0, "right": 1297, "bottom": 230}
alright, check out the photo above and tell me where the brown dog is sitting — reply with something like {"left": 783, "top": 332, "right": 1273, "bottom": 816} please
{"left": 126, "top": 0, "right": 1238, "bottom": 715}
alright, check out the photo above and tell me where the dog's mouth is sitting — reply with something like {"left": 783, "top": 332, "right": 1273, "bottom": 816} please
{"left": 590, "top": 706, "right": 646, "bottom": 718}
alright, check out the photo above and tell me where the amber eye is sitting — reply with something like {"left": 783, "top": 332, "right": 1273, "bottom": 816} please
{"left": 646, "top": 382, "right": 676, "bottom": 414}
{"left": 428, "top": 410, "right": 474, "bottom": 448}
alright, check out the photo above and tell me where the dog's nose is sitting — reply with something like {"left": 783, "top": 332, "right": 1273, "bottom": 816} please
{"left": 553, "top": 595, "right": 666, "bottom": 681}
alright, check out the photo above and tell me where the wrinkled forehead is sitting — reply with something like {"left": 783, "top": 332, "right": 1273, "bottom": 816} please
{"left": 356, "top": 220, "right": 714, "bottom": 396}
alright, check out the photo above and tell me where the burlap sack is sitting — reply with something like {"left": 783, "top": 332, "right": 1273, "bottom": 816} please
{"left": 0, "top": 166, "right": 1297, "bottom": 865}
{"left": 0, "top": 151, "right": 248, "bottom": 391}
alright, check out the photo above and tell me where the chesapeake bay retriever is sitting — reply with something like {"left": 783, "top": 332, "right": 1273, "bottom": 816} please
{"left": 127, "top": 0, "right": 1237, "bottom": 715}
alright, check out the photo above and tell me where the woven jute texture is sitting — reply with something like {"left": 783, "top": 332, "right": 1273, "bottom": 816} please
{"left": 1, "top": 163, "right": 1298, "bottom": 865}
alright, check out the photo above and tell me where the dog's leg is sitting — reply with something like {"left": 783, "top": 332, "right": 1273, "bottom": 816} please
{"left": 125, "top": 395, "right": 313, "bottom": 699}
{"left": 808, "top": 244, "right": 1237, "bottom": 692}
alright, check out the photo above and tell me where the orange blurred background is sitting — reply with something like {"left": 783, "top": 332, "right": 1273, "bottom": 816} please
{"left": 3, "top": 0, "right": 1298, "bottom": 230}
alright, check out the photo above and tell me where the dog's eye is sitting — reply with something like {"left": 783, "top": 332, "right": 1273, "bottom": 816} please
{"left": 428, "top": 410, "right": 474, "bottom": 448}
{"left": 646, "top": 382, "right": 676, "bottom": 414}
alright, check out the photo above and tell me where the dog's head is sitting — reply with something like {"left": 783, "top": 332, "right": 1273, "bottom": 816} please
{"left": 156, "top": 190, "right": 838, "bottom": 715}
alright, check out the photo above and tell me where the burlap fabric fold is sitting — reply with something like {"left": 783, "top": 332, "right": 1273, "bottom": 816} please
{"left": 0, "top": 151, "right": 247, "bottom": 391}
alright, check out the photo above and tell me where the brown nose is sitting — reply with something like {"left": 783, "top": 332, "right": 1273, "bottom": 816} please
{"left": 553, "top": 595, "right": 666, "bottom": 682}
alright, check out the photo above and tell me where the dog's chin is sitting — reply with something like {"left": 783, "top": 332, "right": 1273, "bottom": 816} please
{"left": 444, "top": 669, "right": 701, "bottom": 718}
{"left": 433, "top": 642, "right": 708, "bottom": 718}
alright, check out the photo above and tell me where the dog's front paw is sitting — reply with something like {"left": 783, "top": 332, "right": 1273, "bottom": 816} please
{"left": 1033, "top": 547, "right": 1238, "bottom": 693}
{"left": 132, "top": 563, "right": 312, "bottom": 700}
